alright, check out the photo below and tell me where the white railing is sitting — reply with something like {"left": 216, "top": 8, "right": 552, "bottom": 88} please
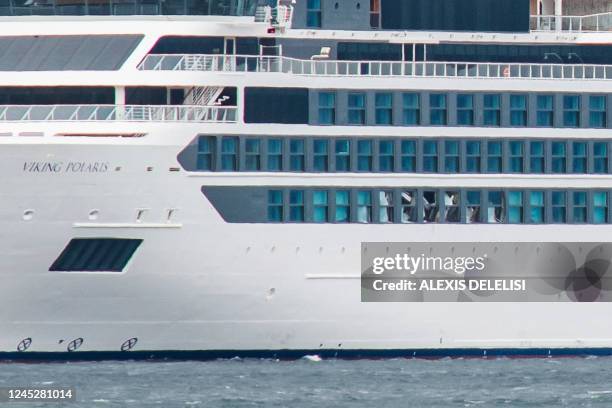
{"left": 531, "top": 12, "right": 612, "bottom": 32}
{"left": 139, "top": 54, "right": 612, "bottom": 80}
{"left": 0, "top": 105, "right": 237, "bottom": 122}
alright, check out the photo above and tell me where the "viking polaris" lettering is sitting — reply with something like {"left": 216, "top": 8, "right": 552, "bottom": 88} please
{"left": 23, "top": 161, "right": 109, "bottom": 173}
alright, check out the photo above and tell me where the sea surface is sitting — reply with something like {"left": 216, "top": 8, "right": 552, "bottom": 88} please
{"left": 3, "top": 357, "right": 612, "bottom": 407}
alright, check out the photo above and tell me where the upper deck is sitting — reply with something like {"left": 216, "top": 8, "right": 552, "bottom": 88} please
{"left": 0, "top": 0, "right": 259, "bottom": 17}
{"left": 0, "top": 0, "right": 608, "bottom": 33}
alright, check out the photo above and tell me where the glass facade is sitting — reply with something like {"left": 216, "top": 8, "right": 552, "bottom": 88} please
{"left": 260, "top": 188, "right": 611, "bottom": 225}
{"left": 194, "top": 136, "right": 612, "bottom": 175}
{"left": 314, "top": 91, "right": 609, "bottom": 129}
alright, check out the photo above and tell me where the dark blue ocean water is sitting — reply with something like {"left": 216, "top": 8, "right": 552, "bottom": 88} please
{"left": 3, "top": 357, "right": 612, "bottom": 407}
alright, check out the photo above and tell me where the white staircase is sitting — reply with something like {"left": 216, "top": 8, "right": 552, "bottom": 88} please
{"left": 184, "top": 86, "right": 224, "bottom": 106}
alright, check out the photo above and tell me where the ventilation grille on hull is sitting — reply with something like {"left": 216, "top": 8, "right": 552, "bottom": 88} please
{"left": 49, "top": 238, "right": 143, "bottom": 272}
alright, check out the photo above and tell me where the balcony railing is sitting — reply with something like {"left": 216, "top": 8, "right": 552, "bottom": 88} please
{"left": 139, "top": 54, "right": 612, "bottom": 80}
{"left": 530, "top": 12, "right": 612, "bottom": 32}
{"left": 0, "top": 104, "right": 237, "bottom": 122}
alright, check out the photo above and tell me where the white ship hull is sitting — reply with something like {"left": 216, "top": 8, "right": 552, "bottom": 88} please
{"left": 0, "top": 122, "right": 609, "bottom": 358}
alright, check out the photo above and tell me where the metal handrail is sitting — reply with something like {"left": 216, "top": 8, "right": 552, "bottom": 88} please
{"left": 138, "top": 54, "right": 612, "bottom": 80}
{"left": 0, "top": 104, "right": 237, "bottom": 122}
{"left": 530, "top": 12, "right": 612, "bottom": 32}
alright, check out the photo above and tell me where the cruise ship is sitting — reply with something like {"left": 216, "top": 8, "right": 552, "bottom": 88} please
{"left": 1, "top": 0, "right": 611, "bottom": 359}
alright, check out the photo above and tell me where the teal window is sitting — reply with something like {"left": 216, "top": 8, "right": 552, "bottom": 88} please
{"left": 348, "top": 93, "right": 366, "bottom": 125}
{"left": 589, "top": 95, "right": 607, "bottom": 128}
{"left": 430, "top": 94, "right": 447, "bottom": 125}
{"left": 220, "top": 137, "right": 238, "bottom": 171}
{"left": 572, "top": 141, "right": 587, "bottom": 173}
{"left": 551, "top": 191, "right": 566, "bottom": 223}
{"left": 402, "top": 93, "right": 420, "bottom": 125}
{"left": 563, "top": 95, "right": 580, "bottom": 127}
{"left": 508, "top": 191, "right": 523, "bottom": 223}
{"left": 289, "top": 190, "right": 304, "bottom": 222}
{"left": 306, "top": 0, "right": 322, "bottom": 28}
{"left": 400, "top": 140, "right": 416, "bottom": 172}
{"left": 593, "top": 142, "right": 608, "bottom": 174}
{"left": 197, "top": 136, "right": 215, "bottom": 171}
{"left": 529, "top": 141, "right": 545, "bottom": 173}
{"left": 444, "top": 140, "right": 460, "bottom": 173}
{"left": 401, "top": 190, "right": 417, "bottom": 223}
{"left": 510, "top": 95, "right": 527, "bottom": 126}
{"left": 379, "top": 140, "right": 394, "bottom": 172}
{"left": 375, "top": 93, "right": 393, "bottom": 125}
{"left": 487, "top": 191, "right": 505, "bottom": 223}
{"left": 335, "top": 190, "right": 350, "bottom": 222}
{"left": 244, "top": 138, "right": 261, "bottom": 171}
{"left": 357, "top": 191, "right": 372, "bottom": 223}
{"left": 423, "top": 140, "right": 438, "bottom": 172}
{"left": 487, "top": 141, "right": 502, "bottom": 173}
{"left": 318, "top": 92, "right": 335, "bottom": 125}
{"left": 466, "top": 191, "right": 481, "bottom": 223}
{"left": 379, "top": 191, "right": 394, "bottom": 223}
{"left": 357, "top": 140, "right": 373, "bottom": 171}
{"left": 483, "top": 94, "right": 501, "bottom": 126}
{"left": 268, "top": 190, "right": 283, "bottom": 222}
{"left": 465, "top": 141, "right": 481, "bottom": 173}
{"left": 456, "top": 94, "right": 474, "bottom": 126}
{"left": 573, "top": 192, "right": 587, "bottom": 223}
{"left": 289, "top": 139, "right": 305, "bottom": 171}
{"left": 509, "top": 141, "right": 524, "bottom": 173}
{"left": 335, "top": 139, "right": 351, "bottom": 171}
{"left": 444, "top": 191, "right": 460, "bottom": 223}
{"left": 267, "top": 139, "right": 282, "bottom": 171}
{"left": 313, "top": 190, "right": 328, "bottom": 223}
{"left": 529, "top": 191, "right": 545, "bottom": 224}
{"left": 313, "top": 139, "right": 329, "bottom": 172}
{"left": 551, "top": 141, "right": 566, "bottom": 173}
{"left": 537, "top": 95, "right": 554, "bottom": 127}
{"left": 593, "top": 191, "right": 608, "bottom": 224}
{"left": 423, "top": 191, "right": 439, "bottom": 223}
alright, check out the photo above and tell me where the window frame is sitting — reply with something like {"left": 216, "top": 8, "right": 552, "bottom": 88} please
{"left": 483, "top": 94, "right": 501, "bottom": 127}
{"left": 318, "top": 91, "right": 336, "bottom": 125}
{"left": 348, "top": 92, "right": 366, "bottom": 125}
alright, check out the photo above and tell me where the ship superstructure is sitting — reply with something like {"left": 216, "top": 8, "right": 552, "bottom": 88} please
{"left": 0, "top": 0, "right": 610, "bottom": 358}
